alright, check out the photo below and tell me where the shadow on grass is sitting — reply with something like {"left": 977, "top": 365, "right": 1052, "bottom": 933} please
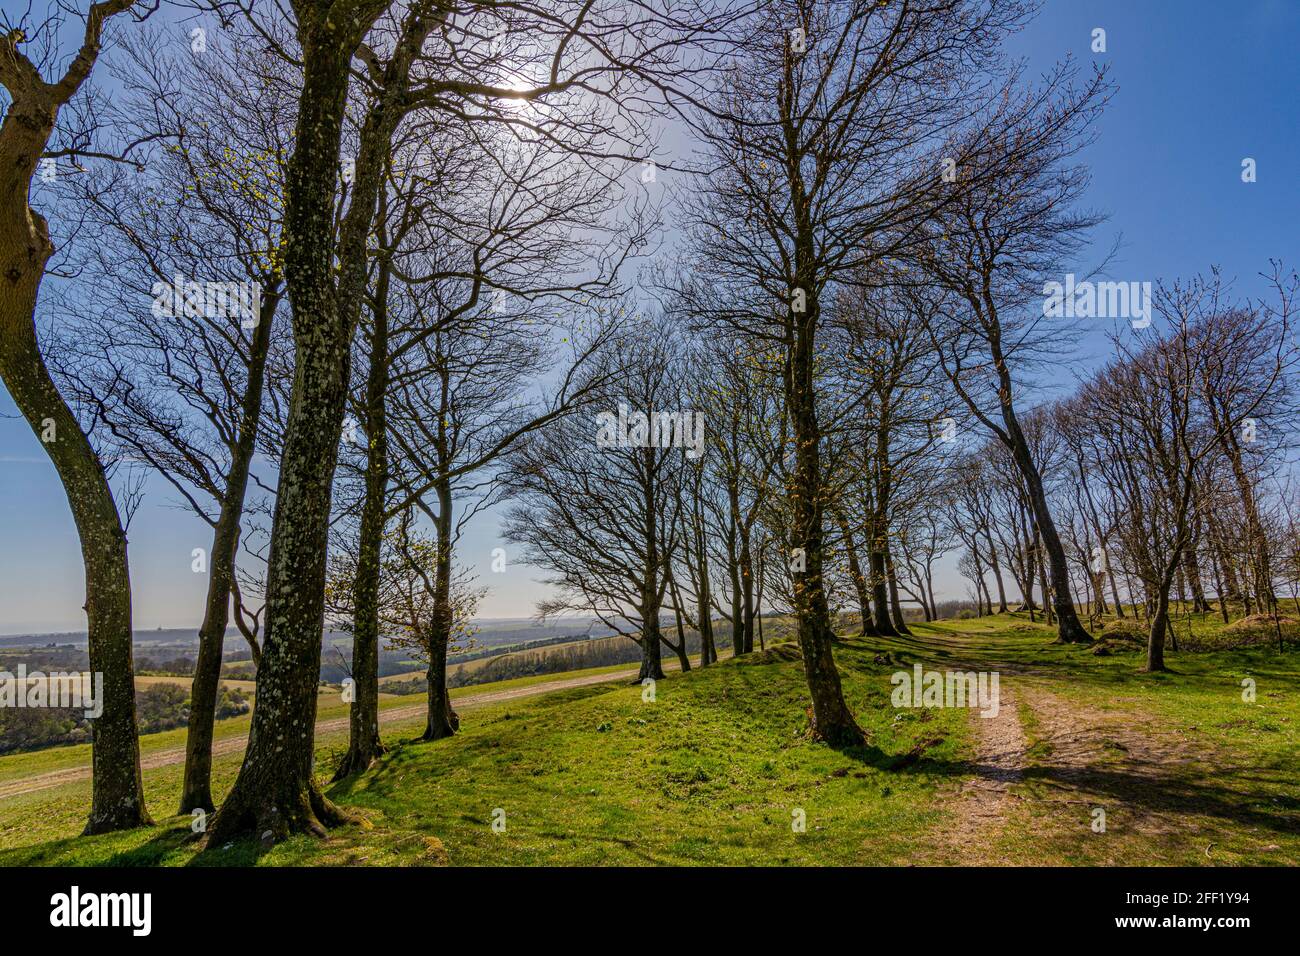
{"left": 1016, "top": 758, "right": 1300, "bottom": 839}
{"left": 57, "top": 817, "right": 276, "bottom": 867}
{"left": 316, "top": 622, "right": 1300, "bottom": 863}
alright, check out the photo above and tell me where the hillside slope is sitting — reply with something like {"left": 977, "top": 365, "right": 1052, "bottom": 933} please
{"left": 2, "top": 615, "right": 1296, "bottom": 867}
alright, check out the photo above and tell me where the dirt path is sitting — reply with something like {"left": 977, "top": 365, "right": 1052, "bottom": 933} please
{"left": 920, "top": 634, "right": 1226, "bottom": 864}
{"left": 0, "top": 664, "right": 655, "bottom": 801}
{"left": 928, "top": 681, "right": 1028, "bottom": 864}
{"left": 1008, "top": 682, "right": 1215, "bottom": 853}
{"left": 923, "top": 655, "right": 1223, "bottom": 864}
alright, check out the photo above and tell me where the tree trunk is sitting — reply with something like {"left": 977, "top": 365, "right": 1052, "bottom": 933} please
{"left": 0, "top": 28, "right": 151, "bottom": 832}
{"left": 1184, "top": 518, "right": 1210, "bottom": 614}
{"left": 1146, "top": 588, "right": 1171, "bottom": 672}
{"left": 181, "top": 285, "right": 279, "bottom": 813}
{"left": 836, "top": 509, "right": 876, "bottom": 635}
{"left": 207, "top": 22, "right": 382, "bottom": 843}
{"left": 992, "top": 357, "right": 1089, "bottom": 640}
{"left": 208, "top": 1, "right": 443, "bottom": 840}
{"left": 667, "top": 587, "right": 692, "bottom": 673}
{"left": 423, "top": 476, "right": 461, "bottom": 740}
{"left": 180, "top": 519, "right": 237, "bottom": 815}
{"left": 1210, "top": 512, "right": 1242, "bottom": 611}
{"left": 336, "top": 261, "right": 391, "bottom": 776}
{"left": 690, "top": 496, "right": 717, "bottom": 665}
{"left": 869, "top": 538, "right": 899, "bottom": 637}
{"left": 739, "top": 526, "right": 756, "bottom": 654}
{"left": 0, "top": 316, "right": 150, "bottom": 833}
{"left": 725, "top": 504, "right": 745, "bottom": 657}
{"left": 664, "top": 571, "right": 693, "bottom": 672}
{"left": 696, "top": 556, "right": 717, "bottom": 665}
{"left": 983, "top": 526, "right": 1010, "bottom": 613}
{"left": 771, "top": 35, "right": 864, "bottom": 745}
{"left": 1107, "top": 564, "right": 1125, "bottom": 619}
{"left": 0, "top": 176, "right": 148, "bottom": 836}
{"left": 1207, "top": 537, "right": 1230, "bottom": 624}
{"left": 696, "top": 587, "right": 717, "bottom": 665}
{"left": 672, "top": 634, "right": 691, "bottom": 671}
{"left": 1037, "top": 535, "right": 1055, "bottom": 626}
{"left": 637, "top": 614, "right": 666, "bottom": 682}
{"left": 886, "top": 545, "right": 912, "bottom": 635}
{"left": 925, "top": 562, "right": 938, "bottom": 622}
{"left": 423, "top": 629, "right": 459, "bottom": 740}
{"left": 785, "top": 260, "right": 862, "bottom": 744}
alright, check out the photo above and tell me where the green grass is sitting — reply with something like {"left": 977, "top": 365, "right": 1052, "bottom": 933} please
{"left": 1, "top": 612, "right": 1295, "bottom": 867}
{"left": 0, "top": 635, "right": 969, "bottom": 866}
{"left": 887, "top": 613, "right": 1300, "bottom": 865}
{"left": 1007, "top": 642, "right": 1299, "bottom": 865}
{"left": 0, "top": 662, "right": 655, "bottom": 788}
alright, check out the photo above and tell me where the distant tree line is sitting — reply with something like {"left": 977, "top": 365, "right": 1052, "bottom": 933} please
{"left": 0, "top": 683, "right": 249, "bottom": 755}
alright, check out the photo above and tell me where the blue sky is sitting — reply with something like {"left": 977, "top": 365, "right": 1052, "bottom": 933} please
{"left": 2, "top": 0, "right": 1297, "bottom": 633}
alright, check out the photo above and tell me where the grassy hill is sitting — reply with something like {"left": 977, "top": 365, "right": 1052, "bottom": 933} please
{"left": 1, "top": 614, "right": 1295, "bottom": 866}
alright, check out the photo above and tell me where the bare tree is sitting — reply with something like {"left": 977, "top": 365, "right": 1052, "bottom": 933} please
{"left": 919, "top": 61, "right": 1111, "bottom": 643}
{"left": 330, "top": 86, "right": 644, "bottom": 769}
{"left": 1068, "top": 272, "right": 1292, "bottom": 670}
{"left": 830, "top": 280, "right": 952, "bottom": 635}
{"left": 205, "top": 0, "right": 746, "bottom": 843}
{"left": 0, "top": 0, "right": 151, "bottom": 834}
{"left": 51, "top": 21, "right": 294, "bottom": 814}
{"left": 206, "top": 0, "right": 430, "bottom": 844}
{"left": 673, "top": 0, "right": 1028, "bottom": 743}
{"left": 503, "top": 318, "right": 693, "bottom": 681}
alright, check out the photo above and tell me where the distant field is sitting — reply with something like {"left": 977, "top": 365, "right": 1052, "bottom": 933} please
{"left": 452, "top": 635, "right": 625, "bottom": 679}
{"left": 378, "top": 669, "right": 421, "bottom": 684}
{"left": 443, "top": 617, "right": 800, "bottom": 686}
{"left": 135, "top": 675, "right": 257, "bottom": 694}
{"left": 374, "top": 634, "right": 642, "bottom": 688}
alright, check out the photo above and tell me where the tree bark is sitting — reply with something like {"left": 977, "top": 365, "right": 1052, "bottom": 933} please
{"left": 423, "top": 475, "right": 461, "bottom": 740}
{"left": 836, "top": 509, "right": 876, "bottom": 636}
{"left": 0, "top": 303, "right": 150, "bottom": 833}
{"left": 959, "top": 314, "right": 1087, "bottom": 639}
{"left": 738, "top": 525, "right": 756, "bottom": 653}
{"left": 869, "top": 540, "right": 899, "bottom": 637}
{"left": 693, "top": 547, "right": 717, "bottom": 664}
{"left": 336, "top": 258, "right": 391, "bottom": 776}
{"left": 784, "top": 308, "right": 863, "bottom": 741}
{"left": 207, "top": 4, "right": 407, "bottom": 842}
{"left": 1183, "top": 512, "right": 1210, "bottom": 614}
{"left": 1146, "top": 588, "right": 1171, "bottom": 672}
{"left": 637, "top": 612, "right": 667, "bottom": 682}
{"left": 983, "top": 525, "right": 1010, "bottom": 613}
{"left": 423, "top": 626, "right": 459, "bottom": 740}
{"left": 886, "top": 546, "right": 912, "bottom": 635}
{"left": 666, "top": 576, "right": 693, "bottom": 672}
{"left": 785, "top": 248, "right": 862, "bottom": 744}
{"left": 724, "top": 490, "right": 745, "bottom": 658}
{"left": 1003, "top": 414, "right": 1087, "bottom": 640}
